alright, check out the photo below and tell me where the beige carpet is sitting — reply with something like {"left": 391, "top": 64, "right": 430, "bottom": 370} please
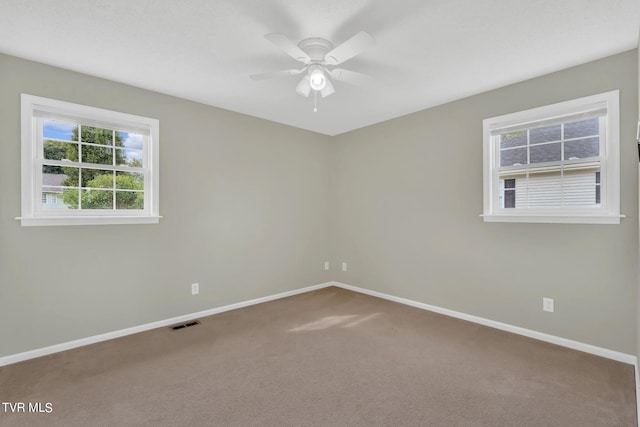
{"left": 0, "top": 286, "right": 636, "bottom": 426}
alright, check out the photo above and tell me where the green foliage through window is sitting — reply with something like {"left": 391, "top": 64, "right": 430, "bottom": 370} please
{"left": 62, "top": 174, "right": 143, "bottom": 210}
{"left": 45, "top": 125, "right": 144, "bottom": 210}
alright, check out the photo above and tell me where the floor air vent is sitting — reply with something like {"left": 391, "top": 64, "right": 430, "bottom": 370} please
{"left": 171, "top": 320, "right": 201, "bottom": 330}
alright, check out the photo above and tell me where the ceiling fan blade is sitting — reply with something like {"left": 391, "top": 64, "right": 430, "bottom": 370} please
{"left": 264, "top": 33, "right": 311, "bottom": 63}
{"left": 295, "top": 75, "right": 311, "bottom": 97}
{"left": 326, "top": 68, "right": 374, "bottom": 86}
{"left": 324, "top": 31, "right": 375, "bottom": 65}
{"left": 320, "top": 79, "right": 335, "bottom": 98}
{"left": 250, "top": 68, "right": 306, "bottom": 80}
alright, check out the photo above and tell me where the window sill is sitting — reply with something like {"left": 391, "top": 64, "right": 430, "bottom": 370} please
{"left": 15, "top": 215, "right": 162, "bottom": 227}
{"left": 481, "top": 213, "right": 624, "bottom": 224}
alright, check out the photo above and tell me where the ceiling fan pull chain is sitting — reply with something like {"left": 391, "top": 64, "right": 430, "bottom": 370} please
{"left": 313, "top": 90, "right": 318, "bottom": 113}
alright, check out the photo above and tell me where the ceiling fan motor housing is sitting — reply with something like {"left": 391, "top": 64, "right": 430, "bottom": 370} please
{"left": 297, "top": 37, "right": 334, "bottom": 63}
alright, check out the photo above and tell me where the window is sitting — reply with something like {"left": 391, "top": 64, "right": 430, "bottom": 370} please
{"left": 19, "top": 94, "right": 160, "bottom": 226}
{"left": 482, "top": 90, "right": 620, "bottom": 224}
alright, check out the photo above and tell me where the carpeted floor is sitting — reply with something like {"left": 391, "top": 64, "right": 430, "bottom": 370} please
{"left": 0, "top": 286, "right": 636, "bottom": 426}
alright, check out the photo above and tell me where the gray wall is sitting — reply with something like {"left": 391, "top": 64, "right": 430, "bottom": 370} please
{"left": 0, "top": 53, "right": 333, "bottom": 357}
{"left": 1, "top": 50, "right": 638, "bottom": 359}
{"left": 332, "top": 50, "right": 638, "bottom": 355}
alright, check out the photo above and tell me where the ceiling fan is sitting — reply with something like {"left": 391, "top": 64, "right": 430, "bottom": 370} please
{"left": 250, "top": 31, "right": 375, "bottom": 103}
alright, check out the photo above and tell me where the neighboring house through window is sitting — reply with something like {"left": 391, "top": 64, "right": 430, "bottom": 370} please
{"left": 19, "top": 94, "right": 160, "bottom": 226}
{"left": 42, "top": 173, "right": 68, "bottom": 210}
{"left": 483, "top": 91, "right": 620, "bottom": 224}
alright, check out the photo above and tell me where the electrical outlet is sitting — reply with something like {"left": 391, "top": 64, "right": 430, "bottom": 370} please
{"left": 543, "top": 297, "right": 554, "bottom": 312}
{"left": 324, "top": 261, "right": 329, "bottom": 270}
{"left": 191, "top": 283, "right": 199, "bottom": 295}
{"left": 342, "top": 262, "right": 347, "bottom": 271}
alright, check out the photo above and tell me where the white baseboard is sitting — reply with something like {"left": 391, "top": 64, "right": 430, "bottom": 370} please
{"left": 1, "top": 280, "right": 637, "bottom": 370}
{"left": 331, "top": 281, "right": 638, "bottom": 366}
{"left": 336, "top": 280, "right": 640, "bottom": 425}
{"left": 2, "top": 279, "right": 636, "bottom": 424}
{"left": 0, "top": 282, "right": 333, "bottom": 367}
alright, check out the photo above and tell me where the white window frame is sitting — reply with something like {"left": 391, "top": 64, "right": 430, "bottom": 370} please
{"left": 18, "top": 94, "right": 160, "bottom": 226}
{"left": 482, "top": 90, "right": 621, "bottom": 224}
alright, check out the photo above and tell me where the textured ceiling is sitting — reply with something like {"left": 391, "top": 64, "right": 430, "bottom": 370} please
{"left": 0, "top": 0, "right": 638, "bottom": 135}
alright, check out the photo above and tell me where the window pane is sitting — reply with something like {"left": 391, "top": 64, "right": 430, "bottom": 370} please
{"left": 43, "top": 119, "right": 77, "bottom": 141}
{"left": 530, "top": 142, "right": 561, "bottom": 164}
{"left": 116, "top": 191, "right": 144, "bottom": 210}
{"left": 500, "top": 131, "right": 527, "bottom": 149}
{"left": 118, "top": 131, "right": 144, "bottom": 150}
{"left": 526, "top": 171, "right": 562, "bottom": 207}
{"left": 44, "top": 140, "right": 77, "bottom": 163}
{"left": 501, "top": 178, "right": 517, "bottom": 209}
{"left": 60, "top": 188, "right": 80, "bottom": 210}
{"left": 81, "top": 144, "right": 113, "bottom": 165}
{"left": 41, "top": 167, "right": 68, "bottom": 188}
{"left": 500, "top": 147, "right": 527, "bottom": 166}
{"left": 511, "top": 170, "right": 599, "bottom": 209}
{"left": 57, "top": 166, "right": 79, "bottom": 187}
{"left": 84, "top": 171, "right": 114, "bottom": 189}
{"left": 80, "top": 168, "right": 114, "bottom": 188}
{"left": 116, "top": 148, "right": 143, "bottom": 167}
{"left": 81, "top": 189, "right": 113, "bottom": 209}
{"left": 564, "top": 118, "right": 599, "bottom": 139}
{"left": 41, "top": 192, "right": 70, "bottom": 211}
{"left": 41, "top": 168, "right": 73, "bottom": 211}
{"left": 43, "top": 164, "right": 64, "bottom": 174}
{"left": 80, "top": 126, "right": 113, "bottom": 145}
{"left": 563, "top": 171, "right": 598, "bottom": 207}
{"left": 564, "top": 137, "right": 599, "bottom": 159}
{"left": 504, "top": 190, "right": 515, "bottom": 208}
{"left": 116, "top": 171, "right": 144, "bottom": 190}
{"left": 530, "top": 124, "right": 561, "bottom": 144}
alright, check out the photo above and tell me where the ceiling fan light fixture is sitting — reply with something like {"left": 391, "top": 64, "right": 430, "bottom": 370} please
{"left": 308, "top": 66, "right": 327, "bottom": 91}
{"left": 296, "top": 75, "right": 311, "bottom": 97}
{"left": 320, "top": 78, "right": 335, "bottom": 98}
{"left": 254, "top": 32, "right": 375, "bottom": 101}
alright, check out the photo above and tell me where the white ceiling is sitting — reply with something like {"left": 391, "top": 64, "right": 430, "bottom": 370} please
{"left": 1, "top": 0, "right": 638, "bottom": 136}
